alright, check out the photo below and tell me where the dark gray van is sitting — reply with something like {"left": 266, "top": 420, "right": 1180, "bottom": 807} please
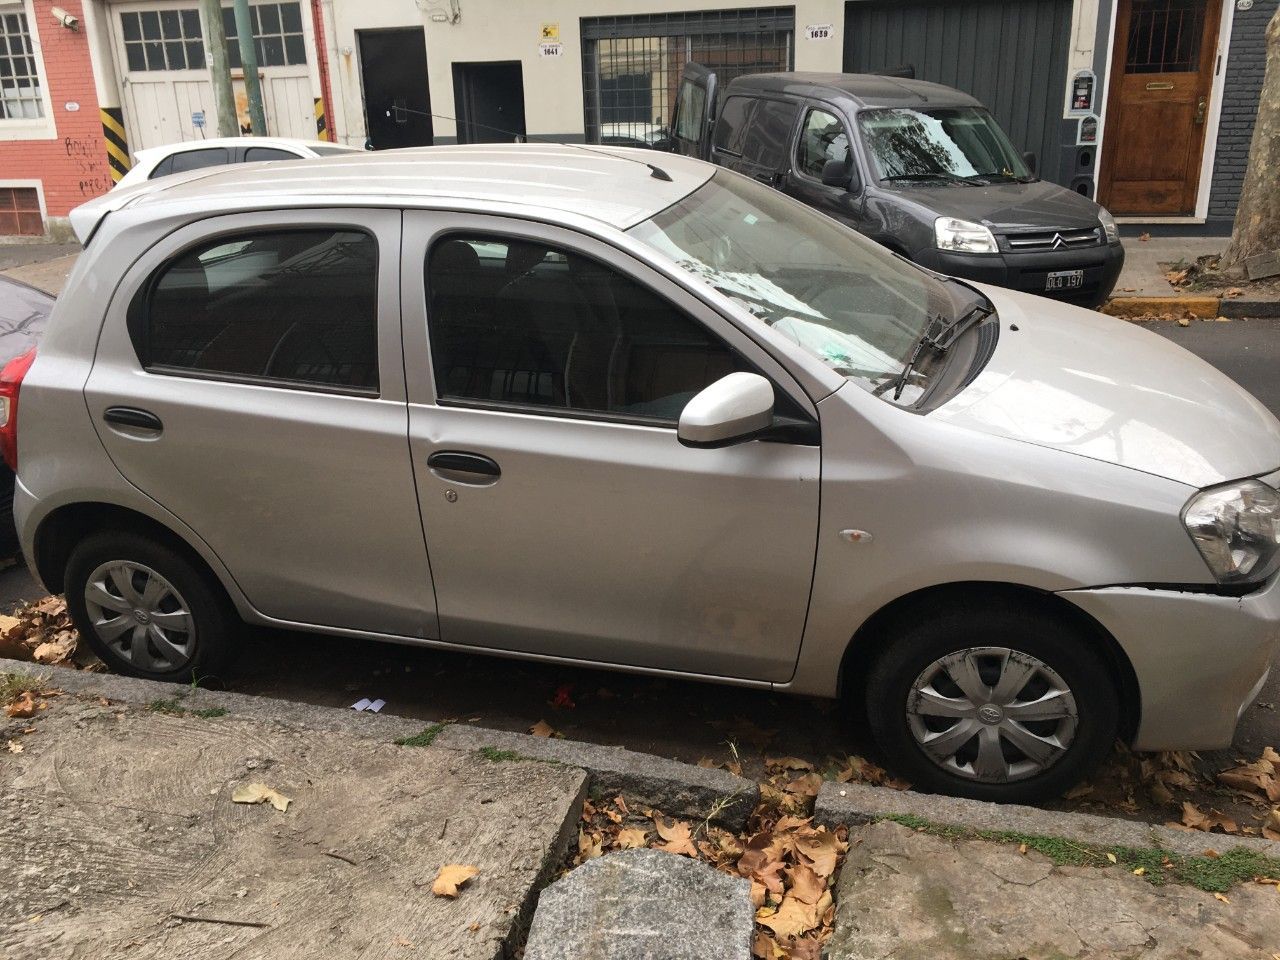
{"left": 667, "top": 67, "right": 1124, "bottom": 308}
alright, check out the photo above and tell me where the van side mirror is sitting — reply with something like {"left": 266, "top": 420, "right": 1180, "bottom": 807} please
{"left": 1022, "top": 151, "right": 1037, "bottom": 175}
{"left": 821, "top": 158, "right": 854, "bottom": 189}
{"left": 678, "top": 372, "right": 775, "bottom": 448}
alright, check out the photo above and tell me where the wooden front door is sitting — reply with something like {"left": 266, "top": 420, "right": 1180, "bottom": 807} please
{"left": 1098, "top": 0, "right": 1221, "bottom": 215}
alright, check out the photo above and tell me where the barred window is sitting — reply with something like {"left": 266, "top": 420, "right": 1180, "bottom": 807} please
{"left": 120, "top": 8, "right": 206, "bottom": 72}
{"left": 0, "top": 5, "right": 44, "bottom": 120}
{"left": 223, "top": 1, "right": 306, "bottom": 69}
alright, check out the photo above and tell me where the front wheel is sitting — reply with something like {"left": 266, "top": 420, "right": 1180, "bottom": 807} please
{"left": 65, "top": 530, "right": 239, "bottom": 683}
{"left": 865, "top": 601, "right": 1118, "bottom": 803}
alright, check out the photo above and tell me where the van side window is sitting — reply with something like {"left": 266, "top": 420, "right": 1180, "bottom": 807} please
{"left": 714, "top": 96, "right": 753, "bottom": 156}
{"left": 797, "top": 108, "right": 851, "bottom": 179}
{"left": 741, "top": 99, "right": 798, "bottom": 170}
{"left": 425, "top": 235, "right": 746, "bottom": 421}
{"left": 133, "top": 229, "right": 379, "bottom": 392}
{"left": 674, "top": 81, "right": 707, "bottom": 143}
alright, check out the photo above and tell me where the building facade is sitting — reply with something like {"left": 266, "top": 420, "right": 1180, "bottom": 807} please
{"left": 1, "top": 0, "right": 1273, "bottom": 236}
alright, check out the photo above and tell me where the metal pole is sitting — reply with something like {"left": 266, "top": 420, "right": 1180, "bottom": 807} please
{"left": 199, "top": 0, "right": 237, "bottom": 137}
{"left": 232, "top": 0, "right": 267, "bottom": 135}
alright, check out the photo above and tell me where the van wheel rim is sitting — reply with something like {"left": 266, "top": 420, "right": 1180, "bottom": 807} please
{"left": 84, "top": 561, "right": 195, "bottom": 672}
{"left": 906, "top": 646, "right": 1078, "bottom": 784}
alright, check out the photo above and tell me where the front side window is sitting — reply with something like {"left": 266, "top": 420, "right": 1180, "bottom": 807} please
{"left": 135, "top": 229, "right": 379, "bottom": 392}
{"left": 0, "top": 5, "right": 45, "bottom": 119}
{"left": 629, "top": 171, "right": 958, "bottom": 404}
{"left": 796, "top": 108, "right": 850, "bottom": 179}
{"left": 426, "top": 235, "right": 742, "bottom": 421}
{"left": 858, "top": 107, "right": 1031, "bottom": 184}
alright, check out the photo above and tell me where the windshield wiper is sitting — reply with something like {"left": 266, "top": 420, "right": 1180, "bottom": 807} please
{"left": 882, "top": 172, "right": 974, "bottom": 186}
{"left": 882, "top": 303, "right": 994, "bottom": 402}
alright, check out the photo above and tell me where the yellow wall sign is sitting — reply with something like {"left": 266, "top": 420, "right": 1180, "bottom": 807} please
{"left": 541, "top": 23, "right": 559, "bottom": 40}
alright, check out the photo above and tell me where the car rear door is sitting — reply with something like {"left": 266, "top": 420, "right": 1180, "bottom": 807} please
{"left": 670, "top": 63, "right": 717, "bottom": 159}
{"left": 82, "top": 208, "right": 438, "bottom": 640}
{"left": 400, "top": 211, "right": 821, "bottom": 682}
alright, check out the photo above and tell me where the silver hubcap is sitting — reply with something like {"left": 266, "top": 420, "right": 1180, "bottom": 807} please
{"left": 906, "top": 646, "right": 1078, "bottom": 783}
{"left": 84, "top": 561, "right": 195, "bottom": 672}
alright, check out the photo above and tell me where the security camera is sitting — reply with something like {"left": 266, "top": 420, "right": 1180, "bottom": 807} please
{"left": 50, "top": 7, "right": 78, "bottom": 29}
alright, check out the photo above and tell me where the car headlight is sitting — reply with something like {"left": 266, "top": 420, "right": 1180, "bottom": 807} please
{"left": 1182, "top": 479, "right": 1280, "bottom": 584}
{"left": 1098, "top": 206, "right": 1120, "bottom": 244}
{"left": 934, "top": 217, "right": 998, "bottom": 254}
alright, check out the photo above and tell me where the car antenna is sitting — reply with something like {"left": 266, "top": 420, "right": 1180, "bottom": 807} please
{"left": 388, "top": 106, "right": 674, "bottom": 181}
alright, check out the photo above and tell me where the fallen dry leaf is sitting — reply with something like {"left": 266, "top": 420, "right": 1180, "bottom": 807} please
{"left": 6, "top": 739, "right": 22, "bottom": 754}
{"left": 4, "top": 692, "right": 36, "bottom": 719}
{"left": 231, "top": 782, "right": 292, "bottom": 812}
{"left": 1139, "top": 232, "right": 1151, "bottom": 241}
{"left": 1214, "top": 892, "right": 1229, "bottom": 904}
{"left": 528, "top": 720, "right": 556, "bottom": 738}
{"left": 784, "top": 863, "right": 826, "bottom": 904}
{"left": 615, "top": 827, "right": 648, "bottom": 849}
{"left": 653, "top": 816, "right": 698, "bottom": 857}
{"left": 431, "top": 863, "right": 478, "bottom": 897}
{"left": 1180, "top": 801, "right": 1237, "bottom": 834}
{"left": 756, "top": 895, "right": 819, "bottom": 939}
{"left": 577, "top": 826, "right": 603, "bottom": 861}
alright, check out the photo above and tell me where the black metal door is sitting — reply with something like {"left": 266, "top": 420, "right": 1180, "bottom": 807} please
{"left": 358, "top": 28, "right": 433, "bottom": 149}
{"left": 452, "top": 62, "right": 527, "bottom": 144}
{"left": 843, "top": 0, "right": 1073, "bottom": 185}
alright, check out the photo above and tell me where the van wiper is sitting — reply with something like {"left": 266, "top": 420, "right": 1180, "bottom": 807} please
{"left": 881, "top": 304, "right": 994, "bottom": 402}
{"left": 882, "top": 172, "right": 973, "bottom": 186}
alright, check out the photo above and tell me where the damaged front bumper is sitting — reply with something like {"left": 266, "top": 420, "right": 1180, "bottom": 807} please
{"left": 1059, "top": 572, "right": 1280, "bottom": 751}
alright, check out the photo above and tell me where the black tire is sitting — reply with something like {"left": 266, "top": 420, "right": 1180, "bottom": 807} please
{"left": 0, "top": 468, "right": 18, "bottom": 558}
{"left": 65, "top": 529, "right": 240, "bottom": 683}
{"left": 865, "top": 598, "right": 1118, "bottom": 804}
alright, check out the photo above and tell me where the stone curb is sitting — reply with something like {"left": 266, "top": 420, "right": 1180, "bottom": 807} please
{"left": 1102, "top": 295, "right": 1221, "bottom": 319}
{"left": 1219, "top": 298, "right": 1280, "bottom": 319}
{"left": 0, "top": 657, "right": 758, "bottom": 829}
{"left": 813, "top": 781, "right": 1280, "bottom": 858}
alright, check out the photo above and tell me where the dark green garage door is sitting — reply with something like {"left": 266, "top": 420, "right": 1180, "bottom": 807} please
{"left": 843, "top": 0, "right": 1073, "bottom": 185}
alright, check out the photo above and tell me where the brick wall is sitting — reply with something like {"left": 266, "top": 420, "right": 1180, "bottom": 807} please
{"left": 0, "top": 0, "right": 107, "bottom": 230}
{"left": 1207, "top": 0, "right": 1279, "bottom": 224}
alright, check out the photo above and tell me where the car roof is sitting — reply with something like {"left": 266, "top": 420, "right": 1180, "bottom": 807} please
{"left": 134, "top": 136, "right": 360, "bottom": 161}
{"left": 71, "top": 144, "right": 715, "bottom": 242}
{"left": 723, "top": 72, "right": 983, "bottom": 110}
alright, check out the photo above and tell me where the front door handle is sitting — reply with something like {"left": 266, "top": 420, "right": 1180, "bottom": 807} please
{"left": 103, "top": 406, "right": 163, "bottom": 432}
{"left": 427, "top": 450, "right": 501, "bottom": 478}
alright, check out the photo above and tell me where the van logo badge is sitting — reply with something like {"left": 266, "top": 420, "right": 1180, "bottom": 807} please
{"left": 1051, "top": 233, "right": 1067, "bottom": 249}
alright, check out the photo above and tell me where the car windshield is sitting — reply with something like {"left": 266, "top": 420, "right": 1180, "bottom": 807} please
{"left": 627, "top": 171, "right": 956, "bottom": 403}
{"left": 858, "top": 106, "right": 1032, "bottom": 184}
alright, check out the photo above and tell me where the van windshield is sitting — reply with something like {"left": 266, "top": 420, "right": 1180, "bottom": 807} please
{"left": 628, "top": 171, "right": 957, "bottom": 403}
{"left": 858, "top": 107, "right": 1033, "bottom": 184}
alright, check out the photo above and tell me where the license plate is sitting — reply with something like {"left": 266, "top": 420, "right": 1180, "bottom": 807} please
{"left": 1046, "top": 269, "right": 1084, "bottom": 291}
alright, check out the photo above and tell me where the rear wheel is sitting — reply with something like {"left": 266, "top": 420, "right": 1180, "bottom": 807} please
{"left": 65, "top": 530, "right": 239, "bottom": 683}
{"left": 865, "top": 601, "right": 1118, "bottom": 803}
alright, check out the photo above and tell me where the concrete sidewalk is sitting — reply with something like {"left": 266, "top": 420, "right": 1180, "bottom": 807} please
{"left": 1108, "top": 235, "right": 1280, "bottom": 319}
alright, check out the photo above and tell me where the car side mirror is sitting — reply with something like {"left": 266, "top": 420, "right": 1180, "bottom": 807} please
{"left": 1022, "top": 151, "right": 1037, "bottom": 175}
{"left": 821, "top": 158, "right": 853, "bottom": 189}
{"left": 678, "top": 372, "right": 775, "bottom": 448}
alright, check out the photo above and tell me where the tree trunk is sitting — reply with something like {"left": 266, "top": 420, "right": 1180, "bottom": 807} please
{"left": 1222, "top": 6, "right": 1280, "bottom": 269}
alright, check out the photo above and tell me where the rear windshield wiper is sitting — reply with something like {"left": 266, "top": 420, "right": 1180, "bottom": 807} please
{"left": 880, "top": 303, "right": 994, "bottom": 402}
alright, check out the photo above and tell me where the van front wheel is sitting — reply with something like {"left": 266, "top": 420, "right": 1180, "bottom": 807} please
{"left": 65, "top": 530, "right": 239, "bottom": 683}
{"left": 865, "top": 603, "right": 1118, "bottom": 803}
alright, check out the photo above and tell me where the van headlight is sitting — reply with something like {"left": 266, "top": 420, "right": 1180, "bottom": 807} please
{"left": 1183, "top": 479, "right": 1280, "bottom": 584}
{"left": 1098, "top": 206, "right": 1120, "bottom": 244}
{"left": 934, "top": 217, "right": 998, "bottom": 254}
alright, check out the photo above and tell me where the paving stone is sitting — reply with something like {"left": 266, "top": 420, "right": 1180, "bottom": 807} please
{"left": 0, "top": 699, "right": 586, "bottom": 960}
{"left": 523, "top": 848, "right": 753, "bottom": 960}
{"left": 825, "top": 820, "right": 1280, "bottom": 959}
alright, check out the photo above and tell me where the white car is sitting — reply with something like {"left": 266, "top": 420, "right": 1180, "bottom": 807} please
{"left": 12, "top": 145, "right": 1280, "bottom": 802}
{"left": 115, "top": 137, "right": 362, "bottom": 188}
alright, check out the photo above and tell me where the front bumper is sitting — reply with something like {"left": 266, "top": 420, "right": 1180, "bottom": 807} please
{"left": 1060, "top": 573, "right": 1280, "bottom": 751}
{"left": 915, "top": 241, "right": 1125, "bottom": 308}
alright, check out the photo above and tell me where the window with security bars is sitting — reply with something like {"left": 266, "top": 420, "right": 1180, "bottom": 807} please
{"left": 581, "top": 8, "right": 794, "bottom": 147}
{"left": 0, "top": 6, "right": 44, "bottom": 119}
{"left": 223, "top": 2, "right": 306, "bottom": 69}
{"left": 120, "top": 9, "right": 206, "bottom": 71}
{"left": 1124, "top": 0, "right": 1207, "bottom": 73}
{"left": 0, "top": 187, "right": 41, "bottom": 235}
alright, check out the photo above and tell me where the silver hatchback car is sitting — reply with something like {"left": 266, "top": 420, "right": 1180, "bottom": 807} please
{"left": 8, "top": 146, "right": 1280, "bottom": 802}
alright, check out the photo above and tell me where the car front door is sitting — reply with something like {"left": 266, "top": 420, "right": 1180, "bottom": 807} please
{"left": 82, "top": 208, "right": 438, "bottom": 639}
{"left": 785, "top": 103, "right": 866, "bottom": 232}
{"left": 400, "top": 212, "right": 821, "bottom": 682}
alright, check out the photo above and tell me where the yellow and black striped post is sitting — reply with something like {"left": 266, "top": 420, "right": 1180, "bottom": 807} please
{"left": 314, "top": 97, "right": 329, "bottom": 142}
{"left": 101, "top": 107, "right": 131, "bottom": 184}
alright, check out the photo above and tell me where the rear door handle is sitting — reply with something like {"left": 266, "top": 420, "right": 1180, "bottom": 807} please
{"left": 427, "top": 450, "right": 501, "bottom": 479}
{"left": 103, "top": 406, "right": 163, "bottom": 432}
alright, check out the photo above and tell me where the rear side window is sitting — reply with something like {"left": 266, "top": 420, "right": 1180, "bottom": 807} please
{"left": 713, "top": 96, "right": 753, "bottom": 156}
{"left": 796, "top": 108, "right": 851, "bottom": 179}
{"left": 741, "top": 99, "right": 798, "bottom": 169}
{"left": 132, "top": 229, "right": 379, "bottom": 393}
{"left": 166, "top": 148, "right": 231, "bottom": 175}
{"left": 243, "top": 147, "right": 299, "bottom": 163}
{"left": 673, "top": 81, "right": 707, "bottom": 142}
